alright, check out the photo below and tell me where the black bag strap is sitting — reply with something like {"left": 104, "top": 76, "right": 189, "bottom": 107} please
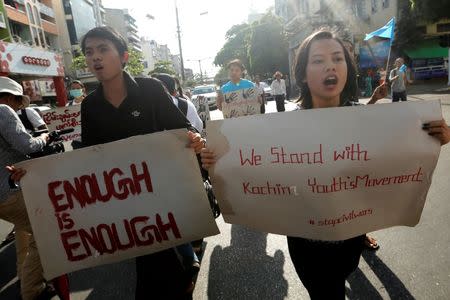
{"left": 18, "top": 109, "right": 34, "bottom": 132}
{"left": 175, "top": 96, "right": 188, "bottom": 116}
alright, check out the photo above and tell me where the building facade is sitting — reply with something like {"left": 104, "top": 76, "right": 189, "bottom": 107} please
{"left": 0, "top": 0, "right": 68, "bottom": 105}
{"left": 141, "top": 37, "right": 181, "bottom": 76}
{"left": 275, "top": 0, "right": 449, "bottom": 84}
{"left": 61, "top": 0, "right": 105, "bottom": 87}
{"left": 104, "top": 8, "right": 141, "bottom": 52}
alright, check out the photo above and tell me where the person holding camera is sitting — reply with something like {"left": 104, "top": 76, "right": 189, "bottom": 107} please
{"left": 0, "top": 77, "right": 54, "bottom": 300}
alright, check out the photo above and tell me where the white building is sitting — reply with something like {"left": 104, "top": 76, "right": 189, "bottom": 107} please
{"left": 104, "top": 8, "right": 141, "bottom": 52}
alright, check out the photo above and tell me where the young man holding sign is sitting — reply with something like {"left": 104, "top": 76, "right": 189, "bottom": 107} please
{"left": 79, "top": 26, "right": 204, "bottom": 299}
{"left": 216, "top": 59, "right": 261, "bottom": 118}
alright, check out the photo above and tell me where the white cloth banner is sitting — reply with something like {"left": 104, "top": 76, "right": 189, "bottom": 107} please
{"left": 18, "top": 129, "right": 220, "bottom": 279}
{"left": 207, "top": 101, "right": 442, "bottom": 241}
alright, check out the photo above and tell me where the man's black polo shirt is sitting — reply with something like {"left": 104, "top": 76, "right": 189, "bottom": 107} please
{"left": 81, "top": 72, "right": 193, "bottom": 147}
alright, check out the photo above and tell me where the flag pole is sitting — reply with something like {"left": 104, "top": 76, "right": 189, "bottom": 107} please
{"left": 384, "top": 39, "right": 393, "bottom": 82}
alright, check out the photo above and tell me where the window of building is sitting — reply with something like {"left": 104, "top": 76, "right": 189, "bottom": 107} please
{"left": 24, "top": 0, "right": 46, "bottom": 47}
{"left": 382, "top": 0, "right": 389, "bottom": 8}
{"left": 353, "top": 0, "right": 367, "bottom": 19}
{"left": 437, "top": 23, "right": 450, "bottom": 33}
{"left": 297, "top": 0, "right": 309, "bottom": 14}
{"left": 26, "top": 4, "right": 35, "bottom": 24}
{"left": 371, "top": 0, "right": 378, "bottom": 14}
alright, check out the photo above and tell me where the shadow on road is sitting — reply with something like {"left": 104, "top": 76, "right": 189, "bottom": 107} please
{"left": 207, "top": 225, "right": 288, "bottom": 300}
{"left": 0, "top": 243, "right": 20, "bottom": 299}
{"left": 346, "top": 251, "right": 414, "bottom": 299}
{"left": 68, "top": 259, "right": 135, "bottom": 299}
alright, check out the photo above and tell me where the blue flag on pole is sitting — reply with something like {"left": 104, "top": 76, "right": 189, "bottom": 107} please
{"left": 364, "top": 18, "right": 396, "bottom": 44}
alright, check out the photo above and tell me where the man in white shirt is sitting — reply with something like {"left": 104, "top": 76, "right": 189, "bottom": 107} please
{"left": 17, "top": 108, "right": 47, "bottom": 133}
{"left": 153, "top": 73, "right": 203, "bottom": 132}
{"left": 271, "top": 71, "right": 286, "bottom": 112}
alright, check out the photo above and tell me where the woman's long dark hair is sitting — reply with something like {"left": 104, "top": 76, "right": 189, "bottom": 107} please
{"left": 294, "top": 30, "right": 358, "bottom": 109}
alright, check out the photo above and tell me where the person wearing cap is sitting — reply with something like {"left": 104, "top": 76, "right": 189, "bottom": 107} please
{"left": 0, "top": 76, "right": 54, "bottom": 299}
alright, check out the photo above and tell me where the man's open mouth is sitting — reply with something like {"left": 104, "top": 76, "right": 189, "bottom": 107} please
{"left": 94, "top": 65, "right": 104, "bottom": 71}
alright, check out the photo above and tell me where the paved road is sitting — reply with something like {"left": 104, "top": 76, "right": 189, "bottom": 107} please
{"left": 1, "top": 94, "right": 449, "bottom": 299}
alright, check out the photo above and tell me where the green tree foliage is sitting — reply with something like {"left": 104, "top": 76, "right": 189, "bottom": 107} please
{"left": 184, "top": 74, "right": 204, "bottom": 88}
{"left": 409, "top": 0, "right": 450, "bottom": 22}
{"left": 125, "top": 48, "right": 144, "bottom": 76}
{"left": 148, "top": 61, "right": 176, "bottom": 75}
{"left": 395, "top": 0, "right": 450, "bottom": 51}
{"left": 214, "top": 12, "right": 289, "bottom": 80}
{"left": 214, "top": 23, "right": 251, "bottom": 68}
{"left": 214, "top": 67, "right": 229, "bottom": 86}
{"left": 70, "top": 54, "right": 87, "bottom": 71}
{"left": 70, "top": 48, "right": 144, "bottom": 76}
{"left": 247, "top": 14, "right": 289, "bottom": 77}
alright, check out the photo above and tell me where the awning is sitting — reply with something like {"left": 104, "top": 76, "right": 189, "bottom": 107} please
{"left": 404, "top": 39, "right": 448, "bottom": 59}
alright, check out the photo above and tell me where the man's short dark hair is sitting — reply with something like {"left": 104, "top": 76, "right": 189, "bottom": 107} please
{"left": 81, "top": 26, "right": 128, "bottom": 56}
{"left": 227, "top": 59, "right": 245, "bottom": 71}
{"left": 152, "top": 73, "right": 176, "bottom": 94}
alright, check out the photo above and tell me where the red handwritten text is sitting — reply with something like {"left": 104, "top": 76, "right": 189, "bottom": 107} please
{"left": 308, "top": 167, "right": 423, "bottom": 194}
{"left": 43, "top": 110, "right": 81, "bottom": 125}
{"left": 60, "top": 212, "right": 181, "bottom": 261}
{"left": 334, "top": 143, "right": 370, "bottom": 161}
{"left": 48, "top": 162, "right": 153, "bottom": 213}
{"left": 243, "top": 181, "right": 295, "bottom": 195}
{"left": 271, "top": 145, "right": 323, "bottom": 165}
{"left": 312, "top": 208, "right": 374, "bottom": 227}
{"left": 239, "top": 148, "right": 262, "bottom": 166}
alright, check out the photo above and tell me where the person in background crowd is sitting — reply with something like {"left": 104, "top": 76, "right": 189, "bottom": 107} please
{"left": 184, "top": 89, "right": 192, "bottom": 100}
{"left": 216, "top": 59, "right": 261, "bottom": 118}
{"left": 13, "top": 102, "right": 48, "bottom": 284}
{"left": 17, "top": 107, "right": 48, "bottom": 133}
{"left": 399, "top": 58, "right": 413, "bottom": 85}
{"left": 271, "top": 71, "right": 286, "bottom": 112}
{"left": 0, "top": 77, "right": 53, "bottom": 300}
{"left": 79, "top": 26, "right": 204, "bottom": 299}
{"left": 154, "top": 73, "right": 203, "bottom": 132}
{"left": 200, "top": 29, "right": 437, "bottom": 300}
{"left": 254, "top": 75, "right": 266, "bottom": 114}
{"left": 364, "top": 71, "right": 373, "bottom": 97}
{"left": 174, "top": 77, "right": 190, "bottom": 100}
{"left": 66, "top": 80, "right": 86, "bottom": 106}
{"left": 390, "top": 57, "right": 408, "bottom": 102}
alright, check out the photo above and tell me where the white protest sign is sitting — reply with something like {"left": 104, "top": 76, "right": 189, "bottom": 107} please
{"left": 18, "top": 129, "right": 220, "bottom": 279}
{"left": 221, "top": 87, "right": 260, "bottom": 118}
{"left": 41, "top": 106, "right": 81, "bottom": 150}
{"left": 207, "top": 100, "right": 442, "bottom": 241}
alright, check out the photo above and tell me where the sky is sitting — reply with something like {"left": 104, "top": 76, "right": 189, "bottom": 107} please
{"left": 102, "top": 0, "right": 275, "bottom": 77}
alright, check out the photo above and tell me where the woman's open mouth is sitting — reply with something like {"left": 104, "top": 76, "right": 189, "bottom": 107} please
{"left": 323, "top": 75, "right": 338, "bottom": 86}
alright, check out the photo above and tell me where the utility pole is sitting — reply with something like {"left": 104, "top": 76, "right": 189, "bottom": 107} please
{"left": 175, "top": 0, "right": 185, "bottom": 82}
{"left": 195, "top": 60, "right": 203, "bottom": 83}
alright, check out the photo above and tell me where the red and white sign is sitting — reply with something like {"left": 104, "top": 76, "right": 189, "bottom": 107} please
{"left": 0, "top": 41, "right": 64, "bottom": 76}
{"left": 22, "top": 56, "right": 51, "bottom": 67}
{"left": 207, "top": 100, "right": 442, "bottom": 241}
{"left": 42, "top": 106, "right": 82, "bottom": 150}
{"left": 18, "top": 129, "right": 220, "bottom": 279}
